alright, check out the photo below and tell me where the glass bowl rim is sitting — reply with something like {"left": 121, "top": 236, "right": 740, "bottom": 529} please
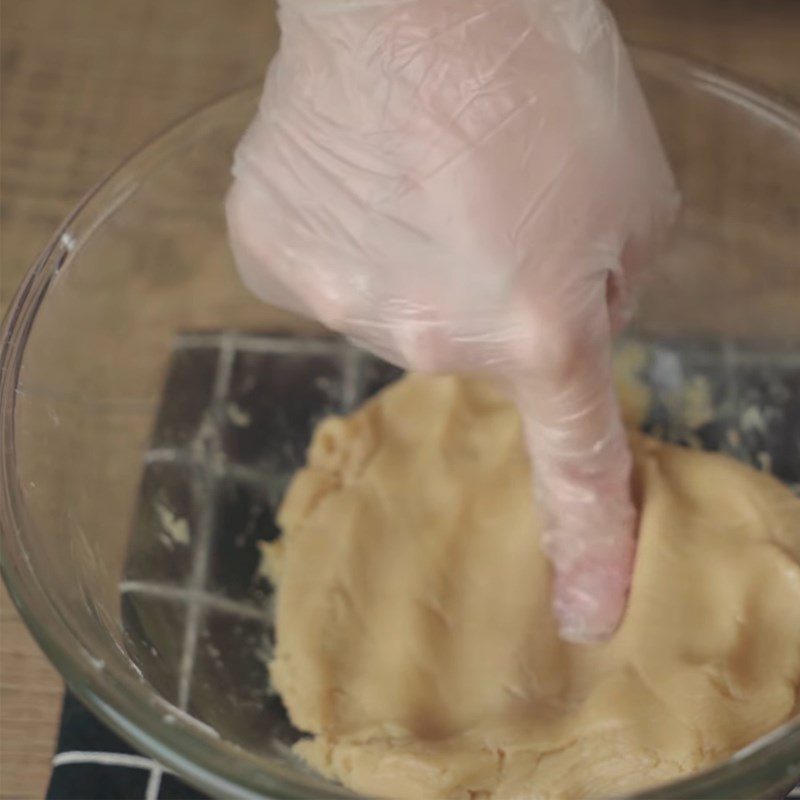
{"left": 1, "top": 46, "right": 799, "bottom": 800}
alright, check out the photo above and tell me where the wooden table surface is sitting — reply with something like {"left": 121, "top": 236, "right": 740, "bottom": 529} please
{"left": 1, "top": 1, "right": 798, "bottom": 797}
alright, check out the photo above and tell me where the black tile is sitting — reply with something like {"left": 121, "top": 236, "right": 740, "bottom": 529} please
{"left": 151, "top": 346, "right": 219, "bottom": 449}
{"left": 121, "top": 595, "right": 187, "bottom": 706}
{"left": 125, "top": 462, "right": 210, "bottom": 586}
{"left": 48, "top": 764, "right": 150, "bottom": 800}
{"left": 205, "top": 475, "right": 277, "bottom": 605}
{"left": 186, "top": 609, "right": 300, "bottom": 754}
{"left": 220, "top": 348, "right": 344, "bottom": 471}
{"left": 157, "top": 772, "right": 209, "bottom": 799}
{"left": 361, "top": 355, "right": 404, "bottom": 400}
{"left": 54, "top": 692, "right": 138, "bottom": 756}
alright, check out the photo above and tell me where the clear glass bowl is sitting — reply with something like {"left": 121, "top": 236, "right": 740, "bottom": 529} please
{"left": 2, "top": 47, "right": 799, "bottom": 800}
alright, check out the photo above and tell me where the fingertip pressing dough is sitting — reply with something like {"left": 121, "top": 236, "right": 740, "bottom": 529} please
{"left": 267, "top": 374, "right": 800, "bottom": 799}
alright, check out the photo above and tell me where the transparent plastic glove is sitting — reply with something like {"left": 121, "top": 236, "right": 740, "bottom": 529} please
{"left": 226, "top": 0, "right": 678, "bottom": 642}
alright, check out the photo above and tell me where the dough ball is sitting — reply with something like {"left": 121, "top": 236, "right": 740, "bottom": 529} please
{"left": 267, "top": 374, "right": 800, "bottom": 799}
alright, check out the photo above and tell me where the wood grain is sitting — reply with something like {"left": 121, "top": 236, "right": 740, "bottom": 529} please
{"left": 1, "top": 1, "right": 798, "bottom": 798}
{"left": 0, "top": 585, "right": 63, "bottom": 800}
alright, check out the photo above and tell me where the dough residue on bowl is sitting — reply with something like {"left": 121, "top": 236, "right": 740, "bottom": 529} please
{"left": 266, "top": 374, "right": 800, "bottom": 800}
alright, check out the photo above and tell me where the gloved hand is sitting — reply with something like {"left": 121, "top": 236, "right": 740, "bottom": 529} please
{"left": 226, "top": 0, "right": 678, "bottom": 642}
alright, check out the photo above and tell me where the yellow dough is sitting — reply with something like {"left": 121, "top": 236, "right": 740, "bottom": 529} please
{"left": 266, "top": 374, "right": 800, "bottom": 799}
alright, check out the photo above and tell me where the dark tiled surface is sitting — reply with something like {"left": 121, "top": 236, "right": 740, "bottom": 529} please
{"left": 361, "top": 357, "right": 405, "bottom": 401}
{"left": 150, "top": 346, "right": 219, "bottom": 449}
{"left": 186, "top": 608, "right": 296, "bottom": 752}
{"left": 120, "top": 594, "right": 187, "bottom": 706}
{"left": 124, "top": 461, "right": 204, "bottom": 586}
{"left": 206, "top": 475, "right": 276, "bottom": 604}
{"left": 122, "top": 332, "right": 402, "bottom": 762}
{"left": 49, "top": 764, "right": 150, "bottom": 800}
{"left": 221, "top": 348, "right": 344, "bottom": 470}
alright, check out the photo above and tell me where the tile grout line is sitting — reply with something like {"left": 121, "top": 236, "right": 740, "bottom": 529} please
{"left": 175, "top": 329, "right": 343, "bottom": 357}
{"left": 230, "top": 331, "right": 343, "bottom": 356}
{"left": 144, "top": 763, "right": 163, "bottom": 800}
{"left": 212, "top": 333, "right": 238, "bottom": 403}
{"left": 340, "top": 345, "right": 364, "bottom": 412}
{"left": 176, "top": 332, "right": 237, "bottom": 713}
{"left": 119, "top": 580, "right": 269, "bottom": 621}
{"left": 144, "top": 445, "right": 271, "bottom": 490}
{"left": 175, "top": 476, "right": 213, "bottom": 709}
{"left": 52, "top": 751, "right": 158, "bottom": 770}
